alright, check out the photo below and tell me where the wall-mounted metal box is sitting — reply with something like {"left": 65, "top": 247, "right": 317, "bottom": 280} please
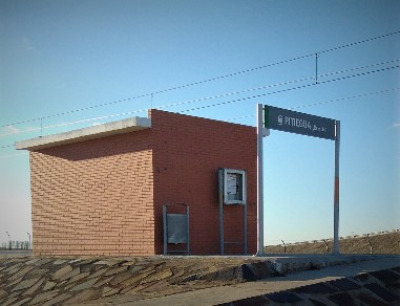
{"left": 222, "top": 168, "right": 247, "bottom": 205}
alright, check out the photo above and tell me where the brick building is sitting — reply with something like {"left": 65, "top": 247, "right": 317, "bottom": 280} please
{"left": 16, "top": 110, "right": 257, "bottom": 256}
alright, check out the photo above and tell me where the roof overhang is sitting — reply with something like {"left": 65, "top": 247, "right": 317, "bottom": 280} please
{"left": 15, "top": 116, "right": 151, "bottom": 151}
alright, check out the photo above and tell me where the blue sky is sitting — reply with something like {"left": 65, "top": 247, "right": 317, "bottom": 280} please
{"left": 1, "top": 0, "right": 399, "bottom": 247}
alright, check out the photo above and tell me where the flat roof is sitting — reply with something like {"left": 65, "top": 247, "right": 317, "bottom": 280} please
{"left": 15, "top": 116, "right": 151, "bottom": 151}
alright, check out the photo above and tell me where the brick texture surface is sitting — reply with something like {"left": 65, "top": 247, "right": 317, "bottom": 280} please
{"left": 30, "top": 109, "right": 257, "bottom": 256}
{"left": 31, "top": 130, "right": 154, "bottom": 256}
{"left": 150, "top": 110, "right": 257, "bottom": 255}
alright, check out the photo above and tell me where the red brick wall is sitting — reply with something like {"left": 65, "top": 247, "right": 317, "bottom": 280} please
{"left": 30, "top": 130, "right": 154, "bottom": 256}
{"left": 30, "top": 110, "right": 257, "bottom": 256}
{"left": 150, "top": 110, "right": 257, "bottom": 255}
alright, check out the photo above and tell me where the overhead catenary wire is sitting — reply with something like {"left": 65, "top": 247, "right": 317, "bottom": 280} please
{"left": 1, "top": 61, "right": 399, "bottom": 138}
{"left": 319, "top": 58, "right": 399, "bottom": 78}
{"left": 2, "top": 30, "right": 399, "bottom": 129}
{"left": 292, "top": 87, "right": 400, "bottom": 110}
{"left": 1, "top": 62, "right": 398, "bottom": 143}
{"left": 157, "top": 58, "right": 400, "bottom": 111}
{"left": 227, "top": 87, "right": 400, "bottom": 122}
{"left": 1, "top": 57, "right": 398, "bottom": 138}
{"left": 147, "top": 27, "right": 400, "bottom": 96}
{"left": 1, "top": 85, "right": 399, "bottom": 152}
{"left": 0, "top": 110, "right": 148, "bottom": 137}
{"left": 318, "top": 30, "right": 400, "bottom": 54}
{"left": 178, "top": 64, "right": 400, "bottom": 113}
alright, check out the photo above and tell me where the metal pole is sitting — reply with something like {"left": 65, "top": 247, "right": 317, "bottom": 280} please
{"left": 6, "top": 231, "right": 11, "bottom": 250}
{"left": 163, "top": 205, "right": 167, "bottom": 255}
{"left": 218, "top": 169, "right": 224, "bottom": 255}
{"left": 243, "top": 170, "right": 248, "bottom": 254}
{"left": 27, "top": 232, "right": 31, "bottom": 250}
{"left": 333, "top": 121, "right": 340, "bottom": 255}
{"left": 186, "top": 205, "right": 190, "bottom": 255}
{"left": 243, "top": 202, "right": 248, "bottom": 254}
{"left": 256, "top": 104, "right": 265, "bottom": 256}
{"left": 315, "top": 53, "right": 319, "bottom": 84}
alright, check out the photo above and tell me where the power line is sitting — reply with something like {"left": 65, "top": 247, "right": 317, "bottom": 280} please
{"left": 319, "top": 58, "right": 399, "bottom": 79}
{"left": 155, "top": 76, "right": 315, "bottom": 111}
{"left": 292, "top": 87, "right": 400, "bottom": 110}
{"left": 157, "top": 58, "right": 399, "bottom": 111}
{"left": 1, "top": 54, "right": 314, "bottom": 128}
{"left": 318, "top": 30, "right": 400, "bottom": 54}
{"left": 2, "top": 30, "right": 399, "bottom": 129}
{"left": 178, "top": 64, "right": 400, "bottom": 113}
{"left": 1, "top": 110, "right": 148, "bottom": 137}
{"left": 227, "top": 87, "right": 400, "bottom": 122}
{"left": 1, "top": 60, "right": 398, "bottom": 138}
{"left": 1, "top": 84, "right": 399, "bottom": 150}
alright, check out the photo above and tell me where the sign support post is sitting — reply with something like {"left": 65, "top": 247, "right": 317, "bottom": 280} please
{"left": 256, "top": 104, "right": 269, "bottom": 256}
{"left": 333, "top": 121, "right": 340, "bottom": 254}
{"left": 257, "top": 104, "right": 340, "bottom": 256}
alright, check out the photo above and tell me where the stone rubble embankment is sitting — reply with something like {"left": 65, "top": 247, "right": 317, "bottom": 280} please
{"left": 1, "top": 255, "right": 395, "bottom": 305}
{"left": 0, "top": 256, "right": 277, "bottom": 305}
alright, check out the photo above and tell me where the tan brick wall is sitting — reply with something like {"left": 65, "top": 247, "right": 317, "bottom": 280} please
{"left": 31, "top": 130, "right": 154, "bottom": 256}
{"left": 150, "top": 110, "right": 257, "bottom": 255}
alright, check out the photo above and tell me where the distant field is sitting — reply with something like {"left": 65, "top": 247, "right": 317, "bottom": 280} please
{"left": 1, "top": 231, "right": 399, "bottom": 257}
{"left": 0, "top": 250, "right": 32, "bottom": 258}
{"left": 265, "top": 231, "right": 400, "bottom": 255}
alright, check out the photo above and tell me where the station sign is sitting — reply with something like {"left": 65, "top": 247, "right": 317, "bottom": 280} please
{"left": 264, "top": 105, "right": 336, "bottom": 140}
